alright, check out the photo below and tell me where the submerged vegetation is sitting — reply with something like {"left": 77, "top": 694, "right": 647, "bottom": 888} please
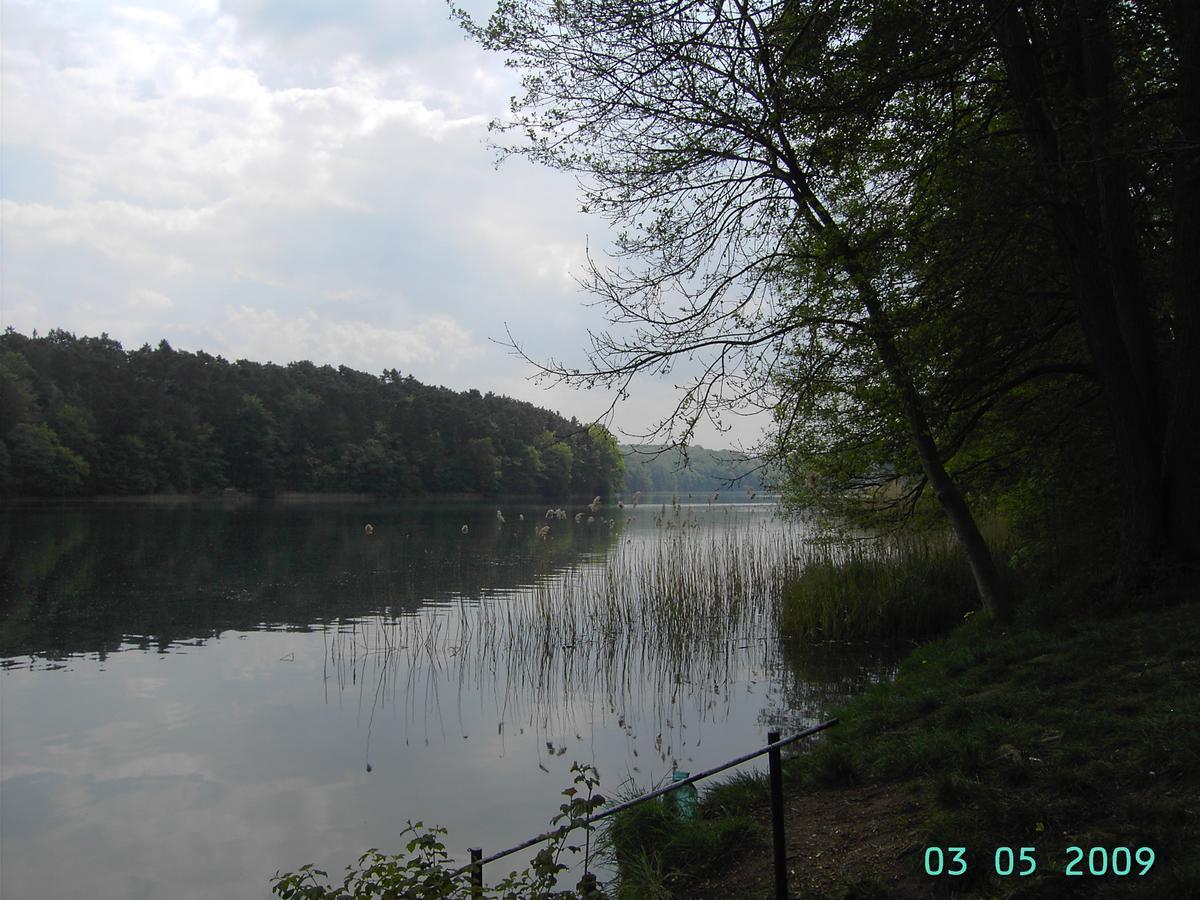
{"left": 322, "top": 507, "right": 812, "bottom": 742}
{"left": 285, "top": 509, "right": 839, "bottom": 898}
{"left": 8, "top": 0, "right": 1196, "bottom": 894}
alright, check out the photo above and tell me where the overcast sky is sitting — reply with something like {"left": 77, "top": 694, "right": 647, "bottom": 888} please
{"left": 0, "top": 0, "right": 769, "bottom": 450}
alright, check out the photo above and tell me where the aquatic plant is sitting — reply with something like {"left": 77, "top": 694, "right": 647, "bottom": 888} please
{"left": 779, "top": 531, "right": 1002, "bottom": 641}
{"left": 323, "top": 507, "right": 820, "bottom": 756}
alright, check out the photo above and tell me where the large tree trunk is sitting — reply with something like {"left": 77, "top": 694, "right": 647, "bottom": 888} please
{"left": 758, "top": 27, "right": 1014, "bottom": 621}
{"left": 1166, "top": 0, "right": 1200, "bottom": 566}
{"left": 829, "top": 226, "right": 1013, "bottom": 621}
{"left": 864, "top": 299, "right": 1013, "bottom": 622}
{"left": 985, "top": 0, "right": 1170, "bottom": 581}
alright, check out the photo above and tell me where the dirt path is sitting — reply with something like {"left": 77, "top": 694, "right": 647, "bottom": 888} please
{"left": 690, "top": 781, "right": 932, "bottom": 899}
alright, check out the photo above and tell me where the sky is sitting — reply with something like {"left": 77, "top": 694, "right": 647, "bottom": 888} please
{"left": 0, "top": 0, "right": 769, "bottom": 450}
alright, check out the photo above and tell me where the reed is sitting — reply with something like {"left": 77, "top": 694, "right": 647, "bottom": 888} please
{"left": 780, "top": 531, "right": 989, "bottom": 641}
{"left": 321, "top": 508, "right": 815, "bottom": 749}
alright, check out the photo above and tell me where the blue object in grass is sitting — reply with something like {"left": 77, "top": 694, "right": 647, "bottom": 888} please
{"left": 671, "top": 770, "right": 699, "bottom": 820}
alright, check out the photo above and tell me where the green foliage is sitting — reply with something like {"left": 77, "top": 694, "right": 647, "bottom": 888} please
{"left": 461, "top": 0, "right": 1197, "bottom": 606}
{"left": 0, "top": 329, "right": 623, "bottom": 499}
{"left": 608, "top": 601, "right": 1200, "bottom": 895}
{"left": 779, "top": 533, "right": 999, "bottom": 642}
{"left": 787, "top": 603, "right": 1200, "bottom": 893}
{"left": 603, "top": 791, "right": 758, "bottom": 897}
{"left": 572, "top": 425, "right": 624, "bottom": 497}
{"left": 620, "top": 445, "right": 778, "bottom": 495}
{"left": 539, "top": 435, "right": 574, "bottom": 496}
{"left": 272, "top": 763, "right": 609, "bottom": 900}
{"left": 5, "top": 422, "right": 89, "bottom": 495}
{"left": 0, "top": 349, "right": 37, "bottom": 428}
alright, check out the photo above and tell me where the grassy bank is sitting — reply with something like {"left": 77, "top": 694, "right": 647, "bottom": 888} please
{"left": 608, "top": 596, "right": 1200, "bottom": 897}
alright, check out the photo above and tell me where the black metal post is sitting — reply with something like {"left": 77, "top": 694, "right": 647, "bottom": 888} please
{"left": 768, "top": 729, "right": 788, "bottom": 900}
{"left": 469, "top": 847, "right": 483, "bottom": 898}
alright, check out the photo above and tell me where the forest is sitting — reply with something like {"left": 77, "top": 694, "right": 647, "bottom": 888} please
{"left": 0, "top": 328, "right": 625, "bottom": 499}
{"left": 621, "top": 445, "right": 778, "bottom": 494}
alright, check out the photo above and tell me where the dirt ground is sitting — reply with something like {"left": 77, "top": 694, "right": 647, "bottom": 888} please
{"left": 689, "top": 781, "right": 933, "bottom": 899}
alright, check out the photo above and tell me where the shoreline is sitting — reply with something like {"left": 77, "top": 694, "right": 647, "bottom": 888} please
{"left": 608, "top": 595, "right": 1200, "bottom": 897}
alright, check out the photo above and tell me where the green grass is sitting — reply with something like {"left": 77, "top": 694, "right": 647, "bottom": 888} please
{"left": 779, "top": 533, "right": 1001, "bottom": 642}
{"left": 608, "top": 598, "right": 1200, "bottom": 897}
{"left": 603, "top": 795, "right": 761, "bottom": 898}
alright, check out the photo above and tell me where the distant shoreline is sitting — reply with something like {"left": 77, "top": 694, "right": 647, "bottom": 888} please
{"left": 4, "top": 491, "right": 514, "bottom": 506}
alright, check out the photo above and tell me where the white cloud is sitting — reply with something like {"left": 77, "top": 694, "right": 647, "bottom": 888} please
{"left": 128, "top": 288, "right": 176, "bottom": 310}
{"left": 218, "top": 306, "right": 481, "bottom": 374}
{"left": 0, "top": 0, "right": 767, "bottom": 447}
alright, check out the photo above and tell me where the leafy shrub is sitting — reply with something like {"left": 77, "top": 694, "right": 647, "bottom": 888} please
{"left": 272, "top": 764, "right": 609, "bottom": 899}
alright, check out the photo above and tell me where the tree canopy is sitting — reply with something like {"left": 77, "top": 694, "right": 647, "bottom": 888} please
{"left": 622, "top": 444, "right": 780, "bottom": 494}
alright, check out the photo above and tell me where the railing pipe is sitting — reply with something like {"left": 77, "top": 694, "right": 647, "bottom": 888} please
{"left": 458, "top": 718, "right": 837, "bottom": 884}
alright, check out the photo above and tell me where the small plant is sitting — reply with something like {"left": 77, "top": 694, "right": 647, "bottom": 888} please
{"left": 603, "top": 780, "right": 758, "bottom": 897}
{"left": 271, "top": 764, "right": 609, "bottom": 900}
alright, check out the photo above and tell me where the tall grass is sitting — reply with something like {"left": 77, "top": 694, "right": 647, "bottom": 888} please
{"left": 323, "top": 515, "right": 978, "bottom": 742}
{"left": 780, "top": 532, "right": 992, "bottom": 642}
{"left": 322, "top": 508, "right": 817, "bottom": 746}
{"left": 602, "top": 798, "right": 758, "bottom": 898}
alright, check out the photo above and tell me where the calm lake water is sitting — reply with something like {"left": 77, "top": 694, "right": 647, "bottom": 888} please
{"left": 0, "top": 498, "right": 893, "bottom": 898}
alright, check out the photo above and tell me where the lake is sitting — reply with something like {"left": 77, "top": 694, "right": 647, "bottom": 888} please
{"left": 0, "top": 497, "right": 893, "bottom": 898}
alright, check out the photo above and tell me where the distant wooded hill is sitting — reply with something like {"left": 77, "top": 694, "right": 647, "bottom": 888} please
{"left": 620, "top": 444, "right": 778, "bottom": 494}
{"left": 0, "top": 329, "right": 623, "bottom": 498}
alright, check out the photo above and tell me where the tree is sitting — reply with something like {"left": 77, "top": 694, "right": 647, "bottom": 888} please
{"left": 459, "top": 0, "right": 1196, "bottom": 610}
{"left": 222, "top": 394, "right": 282, "bottom": 497}
{"left": 465, "top": 436, "right": 502, "bottom": 493}
{"left": 6, "top": 423, "right": 89, "bottom": 495}
{"left": 0, "top": 349, "right": 37, "bottom": 430}
{"left": 501, "top": 441, "right": 546, "bottom": 494}
{"left": 538, "top": 432, "right": 574, "bottom": 496}
{"left": 0, "top": 328, "right": 739, "bottom": 502}
{"left": 568, "top": 425, "right": 625, "bottom": 496}
{"left": 980, "top": 0, "right": 1199, "bottom": 578}
{"left": 459, "top": 0, "right": 1020, "bottom": 618}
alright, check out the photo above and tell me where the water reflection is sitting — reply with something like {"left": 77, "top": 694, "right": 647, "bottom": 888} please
{"left": 0, "top": 499, "right": 894, "bottom": 900}
{"left": 0, "top": 501, "right": 623, "bottom": 661}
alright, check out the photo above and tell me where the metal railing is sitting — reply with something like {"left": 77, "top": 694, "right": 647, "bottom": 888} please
{"left": 461, "top": 717, "right": 839, "bottom": 899}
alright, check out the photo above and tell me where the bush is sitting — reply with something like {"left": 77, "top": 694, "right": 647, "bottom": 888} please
{"left": 272, "top": 764, "right": 609, "bottom": 899}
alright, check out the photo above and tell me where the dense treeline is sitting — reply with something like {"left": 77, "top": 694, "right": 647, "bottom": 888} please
{"left": 0, "top": 329, "right": 624, "bottom": 498}
{"left": 621, "top": 445, "right": 778, "bottom": 495}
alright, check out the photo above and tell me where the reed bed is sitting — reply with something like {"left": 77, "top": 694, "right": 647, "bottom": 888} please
{"left": 779, "top": 531, "right": 984, "bottom": 641}
{"left": 322, "top": 508, "right": 815, "bottom": 745}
